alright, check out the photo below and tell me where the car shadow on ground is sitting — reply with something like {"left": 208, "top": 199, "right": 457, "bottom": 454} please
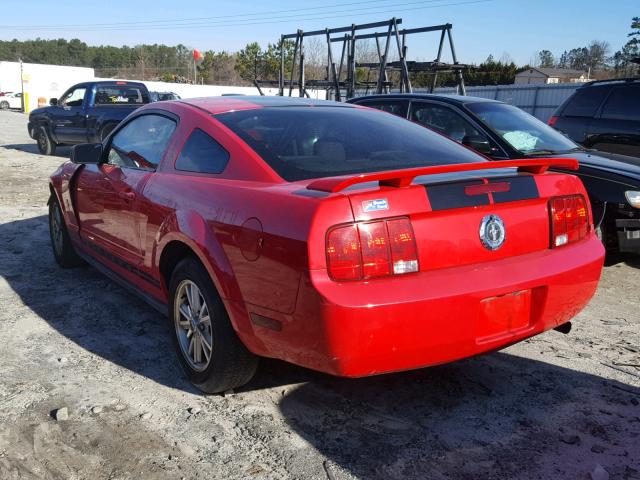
{"left": 1, "top": 143, "right": 71, "bottom": 158}
{"left": 0, "top": 214, "right": 198, "bottom": 394}
{"left": 2, "top": 215, "right": 639, "bottom": 479}
{"left": 0, "top": 213, "right": 332, "bottom": 395}
{"left": 278, "top": 353, "right": 640, "bottom": 479}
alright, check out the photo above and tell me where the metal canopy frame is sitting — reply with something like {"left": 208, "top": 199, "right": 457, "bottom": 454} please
{"left": 255, "top": 18, "right": 468, "bottom": 100}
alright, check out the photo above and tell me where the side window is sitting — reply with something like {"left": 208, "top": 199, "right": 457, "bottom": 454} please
{"left": 601, "top": 86, "right": 640, "bottom": 121}
{"left": 561, "top": 88, "right": 608, "bottom": 117}
{"left": 107, "top": 114, "right": 176, "bottom": 170}
{"left": 410, "top": 103, "right": 486, "bottom": 143}
{"left": 175, "top": 128, "right": 230, "bottom": 174}
{"left": 59, "top": 88, "right": 86, "bottom": 107}
{"left": 358, "top": 100, "right": 409, "bottom": 118}
{"left": 95, "top": 85, "right": 149, "bottom": 105}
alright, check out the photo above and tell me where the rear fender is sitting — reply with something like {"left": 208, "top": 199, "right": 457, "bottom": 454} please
{"left": 154, "top": 210, "right": 255, "bottom": 342}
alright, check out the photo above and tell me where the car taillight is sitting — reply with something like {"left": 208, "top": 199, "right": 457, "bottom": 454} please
{"left": 326, "top": 217, "right": 418, "bottom": 281}
{"left": 386, "top": 218, "right": 420, "bottom": 274}
{"left": 548, "top": 115, "right": 559, "bottom": 126}
{"left": 326, "top": 224, "right": 362, "bottom": 281}
{"left": 359, "top": 221, "right": 391, "bottom": 277}
{"left": 549, "top": 195, "right": 589, "bottom": 248}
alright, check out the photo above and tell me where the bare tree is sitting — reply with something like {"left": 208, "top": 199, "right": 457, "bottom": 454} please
{"left": 499, "top": 52, "right": 514, "bottom": 65}
{"left": 304, "top": 37, "right": 327, "bottom": 80}
{"left": 135, "top": 45, "right": 148, "bottom": 80}
{"left": 586, "top": 40, "right": 610, "bottom": 72}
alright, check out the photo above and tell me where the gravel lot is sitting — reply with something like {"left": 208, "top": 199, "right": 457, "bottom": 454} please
{"left": 0, "top": 110, "right": 638, "bottom": 480}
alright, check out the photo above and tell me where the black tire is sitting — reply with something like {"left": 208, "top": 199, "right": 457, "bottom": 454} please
{"left": 168, "top": 257, "right": 258, "bottom": 393}
{"left": 0, "top": 101, "right": 9, "bottom": 110}
{"left": 100, "top": 123, "right": 116, "bottom": 142}
{"left": 49, "top": 194, "right": 83, "bottom": 268}
{"left": 37, "top": 126, "right": 56, "bottom": 155}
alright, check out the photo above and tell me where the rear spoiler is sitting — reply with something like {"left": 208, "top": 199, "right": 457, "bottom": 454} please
{"left": 306, "top": 158, "right": 579, "bottom": 193}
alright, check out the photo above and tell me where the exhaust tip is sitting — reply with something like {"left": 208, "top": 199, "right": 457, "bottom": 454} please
{"left": 554, "top": 322, "right": 572, "bottom": 335}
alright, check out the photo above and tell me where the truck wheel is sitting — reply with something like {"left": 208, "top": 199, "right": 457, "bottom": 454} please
{"left": 168, "top": 257, "right": 258, "bottom": 393}
{"left": 0, "top": 101, "right": 9, "bottom": 110}
{"left": 49, "top": 194, "right": 84, "bottom": 268}
{"left": 100, "top": 124, "right": 116, "bottom": 142}
{"left": 37, "top": 126, "right": 56, "bottom": 155}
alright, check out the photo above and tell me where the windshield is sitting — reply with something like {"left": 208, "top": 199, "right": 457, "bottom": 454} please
{"left": 216, "top": 106, "right": 485, "bottom": 181}
{"left": 466, "top": 102, "right": 578, "bottom": 155}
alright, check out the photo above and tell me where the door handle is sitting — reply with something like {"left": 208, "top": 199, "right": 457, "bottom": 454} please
{"left": 117, "top": 190, "right": 136, "bottom": 201}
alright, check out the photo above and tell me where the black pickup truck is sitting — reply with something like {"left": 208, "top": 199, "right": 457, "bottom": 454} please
{"left": 28, "top": 80, "right": 150, "bottom": 155}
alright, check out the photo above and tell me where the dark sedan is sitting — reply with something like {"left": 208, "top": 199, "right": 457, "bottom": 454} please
{"left": 348, "top": 94, "right": 640, "bottom": 254}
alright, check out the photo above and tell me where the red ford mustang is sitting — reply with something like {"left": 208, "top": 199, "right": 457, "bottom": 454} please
{"left": 48, "top": 96, "right": 604, "bottom": 393}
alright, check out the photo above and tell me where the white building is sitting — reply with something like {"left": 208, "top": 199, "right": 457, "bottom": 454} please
{"left": 0, "top": 60, "right": 325, "bottom": 113}
{"left": 0, "top": 61, "right": 95, "bottom": 112}
{"left": 514, "top": 68, "right": 588, "bottom": 85}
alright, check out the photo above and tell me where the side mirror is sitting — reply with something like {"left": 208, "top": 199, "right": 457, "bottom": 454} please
{"left": 49, "top": 98, "right": 58, "bottom": 106}
{"left": 462, "top": 135, "right": 493, "bottom": 155}
{"left": 71, "top": 143, "right": 103, "bottom": 164}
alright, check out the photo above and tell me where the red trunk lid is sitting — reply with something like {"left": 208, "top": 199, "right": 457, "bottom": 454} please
{"left": 345, "top": 173, "right": 550, "bottom": 271}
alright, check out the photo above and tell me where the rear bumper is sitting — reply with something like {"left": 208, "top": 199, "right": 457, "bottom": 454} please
{"left": 249, "top": 235, "right": 604, "bottom": 377}
{"left": 616, "top": 218, "right": 640, "bottom": 254}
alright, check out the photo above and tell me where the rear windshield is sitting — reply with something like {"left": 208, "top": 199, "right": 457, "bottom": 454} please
{"left": 94, "top": 85, "right": 150, "bottom": 105}
{"left": 215, "top": 106, "right": 485, "bottom": 181}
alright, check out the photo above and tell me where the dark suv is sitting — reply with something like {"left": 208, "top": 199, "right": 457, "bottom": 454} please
{"left": 549, "top": 78, "right": 640, "bottom": 158}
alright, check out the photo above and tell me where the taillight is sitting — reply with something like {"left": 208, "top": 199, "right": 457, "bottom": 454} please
{"left": 326, "top": 224, "right": 362, "bottom": 281}
{"left": 359, "top": 221, "right": 391, "bottom": 277}
{"left": 549, "top": 195, "right": 589, "bottom": 248}
{"left": 548, "top": 115, "right": 559, "bottom": 126}
{"left": 326, "top": 217, "right": 419, "bottom": 281}
{"left": 386, "top": 218, "right": 420, "bottom": 274}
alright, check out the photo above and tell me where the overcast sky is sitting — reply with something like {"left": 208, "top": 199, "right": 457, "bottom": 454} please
{"left": 1, "top": 0, "right": 636, "bottom": 65}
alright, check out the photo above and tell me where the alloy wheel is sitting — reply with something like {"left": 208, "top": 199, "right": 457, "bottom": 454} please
{"left": 174, "top": 280, "right": 213, "bottom": 372}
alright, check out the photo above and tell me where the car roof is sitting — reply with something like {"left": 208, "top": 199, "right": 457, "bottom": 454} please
{"left": 351, "top": 93, "right": 501, "bottom": 106}
{"left": 69, "top": 80, "right": 147, "bottom": 89}
{"left": 179, "top": 95, "right": 356, "bottom": 115}
{"left": 579, "top": 77, "right": 640, "bottom": 89}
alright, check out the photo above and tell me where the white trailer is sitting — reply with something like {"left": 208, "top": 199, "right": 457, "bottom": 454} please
{"left": 0, "top": 61, "right": 95, "bottom": 113}
{"left": 95, "top": 78, "right": 326, "bottom": 100}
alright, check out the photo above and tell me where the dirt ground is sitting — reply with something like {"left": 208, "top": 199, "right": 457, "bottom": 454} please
{"left": 0, "top": 110, "right": 638, "bottom": 480}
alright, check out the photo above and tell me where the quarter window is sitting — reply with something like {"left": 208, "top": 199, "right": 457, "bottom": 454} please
{"left": 601, "top": 86, "right": 640, "bottom": 121}
{"left": 561, "top": 88, "right": 608, "bottom": 117}
{"left": 176, "top": 128, "right": 229, "bottom": 174}
{"left": 107, "top": 114, "right": 176, "bottom": 170}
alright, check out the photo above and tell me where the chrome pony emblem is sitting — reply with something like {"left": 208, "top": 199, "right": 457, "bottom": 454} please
{"left": 479, "top": 214, "right": 505, "bottom": 251}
